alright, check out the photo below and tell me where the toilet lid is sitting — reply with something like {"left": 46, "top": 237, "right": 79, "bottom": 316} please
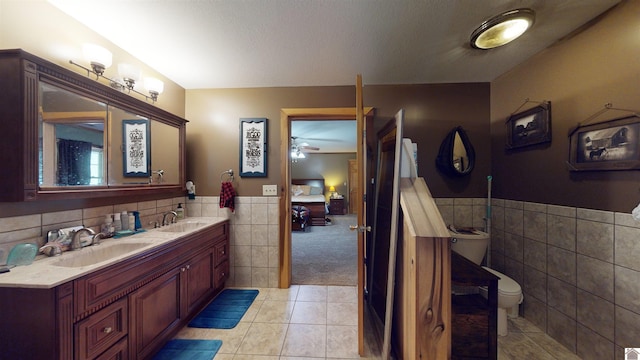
{"left": 481, "top": 266, "right": 521, "bottom": 295}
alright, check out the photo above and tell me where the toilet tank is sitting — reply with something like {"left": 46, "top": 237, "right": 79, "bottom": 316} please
{"left": 449, "top": 228, "right": 490, "bottom": 265}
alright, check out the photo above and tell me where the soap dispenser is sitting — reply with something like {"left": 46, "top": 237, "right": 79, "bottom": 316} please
{"left": 176, "top": 203, "right": 184, "bottom": 219}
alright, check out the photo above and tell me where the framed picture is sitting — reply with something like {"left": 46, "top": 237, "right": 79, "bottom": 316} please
{"left": 506, "top": 102, "right": 552, "bottom": 150}
{"left": 122, "top": 119, "right": 151, "bottom": 177}
{"left": 239, "top": 118, "right": 267, "bottom": 177}
{"left": 568, "top": 114, "right": 640, "bottom": 171}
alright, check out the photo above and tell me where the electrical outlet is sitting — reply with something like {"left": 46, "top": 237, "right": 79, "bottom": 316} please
{"left": 262, "top": 184, "right": 278, "bottom": 196}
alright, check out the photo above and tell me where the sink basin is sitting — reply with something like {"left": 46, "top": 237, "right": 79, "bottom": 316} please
{"left": 51, "top": 242, "right": 151, "bottom": 268}
{"left": 158, "top": 221, "right": 209, "bottom": 233}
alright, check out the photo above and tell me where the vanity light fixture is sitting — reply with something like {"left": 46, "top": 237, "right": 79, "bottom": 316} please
{"left": 82, "top": 43, "right": 112, "bottom": 76}
{"left": 70, "top": 44, "right": 163, "bottom": 103}
{"left": 118, "top": 63, "right": 141, "bottom": 90}
{"left": 470, "top": 8, "right": 535, "bottom": 49}
{"left": 144, "top": 77, "right": 165, "bottom": 102}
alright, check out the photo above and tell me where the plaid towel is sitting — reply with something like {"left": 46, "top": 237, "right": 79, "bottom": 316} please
{"left": 220, "top": 181, "right": 236, "bottom": 212}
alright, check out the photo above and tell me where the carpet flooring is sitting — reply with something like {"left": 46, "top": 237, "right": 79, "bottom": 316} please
{"left": 292, "top": 214, "right": 357, "bottom": 286}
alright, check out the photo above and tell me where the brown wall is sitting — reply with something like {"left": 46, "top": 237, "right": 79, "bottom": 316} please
{"left": 185, "top": 83, "right": 490, "bottom": 198}
{"left": 490, "top": 0, "right": 640, "bottom": 212}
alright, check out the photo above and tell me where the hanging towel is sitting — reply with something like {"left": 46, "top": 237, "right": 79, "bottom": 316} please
{"left": 220, "top": 181, "right": 236, "bottom": 212}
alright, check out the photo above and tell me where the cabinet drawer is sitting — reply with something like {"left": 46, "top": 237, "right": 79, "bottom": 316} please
{"left": 214, "top": 241, "right": 228, "bottom": 266}
{"left": 94, "top": 336, "right": 128, "bottom": 360}
{"left": 214, "top": 260, "right": 229, "bottom": 287}
{"left": 76, "top": 298, "right": 128, "bottom": 360}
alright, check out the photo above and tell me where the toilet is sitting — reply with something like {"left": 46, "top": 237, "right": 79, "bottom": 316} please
{"left": 449, "top": 228, "right": 523, "bottom": 336}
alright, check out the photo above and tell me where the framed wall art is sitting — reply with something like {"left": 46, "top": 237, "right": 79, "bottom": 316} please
{"left": 123, "top": 119, "right": 151, "bottom": 177}
{"left": 568, "top": 114, "right": 640, "bottom": 171}
{"left": 506, "top": 102, "right": 552, "bottom": 150}
{"left": 239, "top": 118, "right": 267, "bottom": 177}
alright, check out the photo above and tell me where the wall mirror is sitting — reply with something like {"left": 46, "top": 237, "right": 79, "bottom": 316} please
{"left": 0, "top": 49, "right": 186, "bottom": 202}
{"left": 435, "top": 126, "right": 475, "bottom": 177}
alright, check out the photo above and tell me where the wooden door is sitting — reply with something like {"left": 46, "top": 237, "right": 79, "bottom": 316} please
{"left": 348, "top": 159, "right": 358, "bottom": 214}
{"left": 355, "top": 74, "right": 366, "bottom": 355}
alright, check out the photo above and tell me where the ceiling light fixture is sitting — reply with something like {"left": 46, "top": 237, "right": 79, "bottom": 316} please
{"left": 70, "top": 44, "right": 163, "bottom": 103}
{"left": 470, "top": 8, "right": 535, "bottom": 50}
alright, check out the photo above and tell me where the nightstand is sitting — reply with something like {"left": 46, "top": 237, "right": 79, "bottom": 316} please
{"left": 329, "top": 198, "right": 345, "bottom": 215}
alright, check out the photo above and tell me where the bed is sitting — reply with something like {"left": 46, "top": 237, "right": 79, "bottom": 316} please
{"left": 291, "top": 178, "right": 327, "bottom": 226}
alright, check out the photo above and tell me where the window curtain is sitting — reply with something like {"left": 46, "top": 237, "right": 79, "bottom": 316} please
{"left": 57, "top": 139, "right": 92, "bottom": 185}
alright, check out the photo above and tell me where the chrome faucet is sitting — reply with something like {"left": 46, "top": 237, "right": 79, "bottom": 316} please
{"left": 162, "top": 211, "right": 178, "bottom": 226}
{"left": 70, "top": 228, "right": 96, "bottom": 250}
{"left": 91, "top": 232, "right": 107, "bottom": 246}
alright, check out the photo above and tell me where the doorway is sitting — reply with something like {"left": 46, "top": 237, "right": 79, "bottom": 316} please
{"left": 290, "top": 119, "right": 357, "bottom": 286}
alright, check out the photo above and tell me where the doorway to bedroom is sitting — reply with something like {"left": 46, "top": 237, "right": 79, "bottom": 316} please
{"left": 290, "top": 119, "right": 358, "bottom": 286}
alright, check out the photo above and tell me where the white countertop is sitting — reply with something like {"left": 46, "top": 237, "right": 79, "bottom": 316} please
{"left": 0, "top": 217, "right": 228, "bottom": 289}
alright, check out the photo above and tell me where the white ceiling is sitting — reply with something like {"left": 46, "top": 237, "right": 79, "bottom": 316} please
{"left": 47, "top": 0, "right": 620, "bottom": 153}
{"left": 48, "top": 0, "right": 619, "bottom": 90}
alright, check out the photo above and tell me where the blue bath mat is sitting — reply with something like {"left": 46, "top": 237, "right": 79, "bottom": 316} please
{"left": 153, "top": 339, "right": 222, "bottom": 360}
{"left": 189, "top": 289, "right": 259, "bottom": 329}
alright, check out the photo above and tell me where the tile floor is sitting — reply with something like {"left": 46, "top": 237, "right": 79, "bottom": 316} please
{"left": 173, "top": 285, "right": 581, "bottom": 359}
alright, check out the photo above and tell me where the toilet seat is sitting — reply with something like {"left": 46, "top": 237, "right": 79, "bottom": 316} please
{"left": 481, "top": 266, "right": 521, "bottom": 296}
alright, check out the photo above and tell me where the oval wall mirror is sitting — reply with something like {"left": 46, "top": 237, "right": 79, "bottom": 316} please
{"left": 436, "top": 126, "right": 475, "bottom": 177}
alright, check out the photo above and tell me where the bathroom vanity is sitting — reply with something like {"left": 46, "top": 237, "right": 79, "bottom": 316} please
{"left": 0, "top": 218, "right": 228, "bottom": 360}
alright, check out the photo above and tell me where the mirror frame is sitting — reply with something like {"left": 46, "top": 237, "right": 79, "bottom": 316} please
{"left": 435, "top": 126, "right": 476, "bottom": 177}
{"left": 0, "top": 49, "right": 186, "bottom": 202}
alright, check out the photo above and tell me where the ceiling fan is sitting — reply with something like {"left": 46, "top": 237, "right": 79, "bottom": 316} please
{"left": 291, "top": 136, "right": 320, "bottom": 159}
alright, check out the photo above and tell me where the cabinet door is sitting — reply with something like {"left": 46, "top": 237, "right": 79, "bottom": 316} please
{"left": 185, "top": 249, "right": 215, "bottom": 314}
{"left": 129, "top": 268, "right": 182, "bottom": 360}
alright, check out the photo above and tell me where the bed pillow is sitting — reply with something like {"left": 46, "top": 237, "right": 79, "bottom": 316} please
{"left": 292, "top": 185, "right": 304, "bottom": 196}
{"left": 299, "top": 185, "right": 311, "bottom": 195}
{"left": 309, "top": 186, "right": 323, "bottom": 195}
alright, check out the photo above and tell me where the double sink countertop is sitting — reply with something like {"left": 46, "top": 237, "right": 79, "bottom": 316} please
{"left": 0, "top": 217, "right": 228, "bottom": 289}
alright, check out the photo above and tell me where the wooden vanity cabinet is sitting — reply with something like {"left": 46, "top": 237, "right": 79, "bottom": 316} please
{"left": 0, "top": 221, "right": 229, "bottom": 360}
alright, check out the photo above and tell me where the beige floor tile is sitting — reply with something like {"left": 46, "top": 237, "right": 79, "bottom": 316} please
{"left": 231, "top": 355, "right": 279, "bottom": 359}
{"left": 290, "top": 301, "right": 327, "bottom": 324}
{"left": 281, "top": 323, "right": 327, "bottom": 358}
{"left": 327, "top": 302, "right": 358, "bottom": 326}
{"left": 214, "top": 354, "right": 234, "bottom": 360}
{"left": 236, "top": 322, "right": 289, "bottom": 355}
{"left": 280, "top": 357, "right": 325, "bottom": 360}
{"left": 525, "top": 333, "right": 582, "bottom": 360}
{"left": 498, "top": 331, "right": 556, "bottom": 360}
{"left": 253, "top": 300, "right": 295, "bottom": 323}
{"left": 239, "top": 299, "right": 264, "bottom": 323}
{"left": 327, "top": 325, "right": 359, "bottom": 358}
{"left": 328, "top": 286, "right": 357, "bottom": 303}
{"left": 297, "top": 285, "right": 328, "bottom": 301}
{"left": 174, "top": 323, "right": 250, "bottom": 354}
{"left": 265, "top": 286, "right": 299, "bottom": 301}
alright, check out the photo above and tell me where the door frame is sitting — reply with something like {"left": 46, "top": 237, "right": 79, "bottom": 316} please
{"left": 279, "top": 106, "right": 374, "bottom": 353}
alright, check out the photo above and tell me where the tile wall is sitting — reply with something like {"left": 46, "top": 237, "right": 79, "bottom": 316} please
{"left": 4, "top": 193, "right": 639, "bottom": 359}
{"left": 437, "top": 197, "right": 640, "bottom": 360}
{"left": 0, "top": 195, "right": 281, "bottom": 289}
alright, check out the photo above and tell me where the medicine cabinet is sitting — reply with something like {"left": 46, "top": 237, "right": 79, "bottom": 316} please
{"left": 0, "top": 49, "right": 186, "bottom": 202}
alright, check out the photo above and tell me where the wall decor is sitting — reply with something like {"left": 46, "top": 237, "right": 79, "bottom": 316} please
{"left": 239, "top": 118, "right": 267, "bottom": 177}
{"left": 568, "top": 114, "right": 640, "bottom": 171}
{"left": 123, "top": 119, "right": 151, "bottom": 177}
{"left": 506, "top": 101, "right": 551, "bottom": 150}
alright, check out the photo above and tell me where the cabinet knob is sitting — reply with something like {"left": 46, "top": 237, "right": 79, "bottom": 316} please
{"left": 103, "top": 327, "right": 113, "bottom": 334}
{"left": 181, "top": 267, "right": 186, "bottom": 272}
{"left": 186, "top": 264, "right": 190, "bottom": 270}
{"left": 221, "top": 250, "right": 225, "bottom": 255}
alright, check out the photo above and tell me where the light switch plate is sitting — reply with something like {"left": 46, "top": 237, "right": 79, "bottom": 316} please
{"left": 262, "top": 185, "right": 278, "bottom": 196}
